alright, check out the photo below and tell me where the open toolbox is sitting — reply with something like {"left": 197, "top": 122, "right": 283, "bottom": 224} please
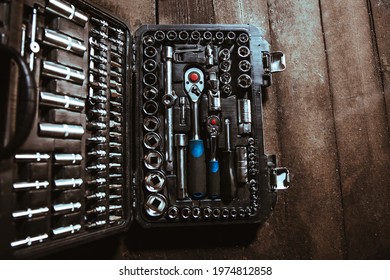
{"left": 0, "top": 0, "right": 289, "bottom": 258}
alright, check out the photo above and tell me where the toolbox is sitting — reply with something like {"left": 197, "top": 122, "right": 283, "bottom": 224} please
{"left": 0, "top": 0, "right": 289, "bottom": 258}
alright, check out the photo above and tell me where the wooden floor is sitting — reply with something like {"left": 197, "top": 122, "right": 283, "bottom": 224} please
{"left": 50, "top": 0, "right": 390, "bottom": 260}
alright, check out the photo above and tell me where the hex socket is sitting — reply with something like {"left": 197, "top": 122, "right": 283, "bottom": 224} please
{"left": 143, "top": 72, "right": 157, "bottom": 86}
{"left": 237, "top": 33, "right": 249, "bottom": 45}
{"left": 154, "top": 30, "right": 165, "bottom": 41}
{"left": 238, "top": 46, "right": 250, "bottom": 58}
{"left": 191, "top": 31, "right": 201, "bottom": 42}
{"left": 143, "top": 86, "right": 159, "bottom": 100}
{"left": 143, "top": 59, "right": 157, "bottom": 72}
{"left": 237, "top": 74, "right": 253, "bottom": 88}
{"left": 142, "top": 100, "right": 159, "bottom": 115}
{"left": 178, "top": 31, "right": 189, "bottom": 41}
{"left": 166, "top": 30, "right": 177, "bottom": 41}
{"left": 144, "top": 46, "right": 157, "bottom": 58}
{"left": 143, "top": 116, "right": 160, "bottom": 131}
{"left": 143, "top": 35, "right": 155, "bottom": 46}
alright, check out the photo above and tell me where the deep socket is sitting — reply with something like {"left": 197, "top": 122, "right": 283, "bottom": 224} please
{"left": 40, "top": 92, "right": 84, "bottom": 111}
{"left": 46, "top": 0, "right": 88, "bottom": 25}
{"left": 236, "top": 146, "right": 248, "bottom": 183}
{"left": 54, "top": 153, "right": 82, "bottom": 165}
{"left": 39, "top": 123, "right": 84, "bottom": 139}
{"left": 175, "top": 134, "right": 188, "bottom": 200}
{"left": 43, "top": 29, "right": 86, "bottom": 55}
{"left": 237, "top": 99, "right": 252, "bottom": 134}
{"left": 42, "top": 61, "right": 85, "bottom": 84}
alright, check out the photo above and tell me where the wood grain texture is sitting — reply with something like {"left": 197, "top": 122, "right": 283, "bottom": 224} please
{"left": 320, "top": 0, "right": 390, "bottom": 259}
{"left": 267, "top": 0, "right": 345, "bottom": 259}
{"left": 89, "top": 0, "right": 155, "bottom": 30}
{"left": 158, "top": 0, "right": 215, "bottom": 24}
{"left": 370, "top": 0, "right": 390, "bottom": 138}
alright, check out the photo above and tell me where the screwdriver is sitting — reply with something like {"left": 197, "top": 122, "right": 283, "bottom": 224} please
{"left": 220, "top": 118, "right": 237, "bottom": 200}
{"left": 207, "top": 115, "right": 221, "bottom": 199}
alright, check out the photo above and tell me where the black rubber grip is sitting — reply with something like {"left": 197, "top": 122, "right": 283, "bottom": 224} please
{"left": 208, "top": 160, "right": 220, "bottom": 199}
{"left": 188, "top": 139, "right": 206, "bottom": 199}
{"left": 220, "top": 151, "right": 236, "bottom": 200}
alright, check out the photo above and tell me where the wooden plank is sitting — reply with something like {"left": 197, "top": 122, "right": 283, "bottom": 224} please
{"left": 320, "top": 0, "right": 390, "bottom": 259}
{"left": 267, "top": 0, "right": 345, "bottom": 258}
{"left": 90, "top": 0, "right": 155, "bottom": 30}
{"left": 370, "top": 0, "right": 390, "bottom": 127}
{"left": 213, "top": 0, "right": 288, "bottom": 259}
{"left": 158, "top": 0, "right": 215, "bottom": 24}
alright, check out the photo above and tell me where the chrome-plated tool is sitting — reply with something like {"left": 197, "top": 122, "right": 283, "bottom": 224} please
{"left": 207, "top": 115, "right": 221, "bottom": 199}
{"left": 175, "top": 134, "right": 188, "bottom": 200}
{"left": 162, "top": 46, "right": 177, "bottom": 172}
{"left": 184, "top": 67, "right": 206, "bottom": 199}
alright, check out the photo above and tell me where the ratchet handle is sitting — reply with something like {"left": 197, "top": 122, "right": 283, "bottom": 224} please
{"left": 188, "top": 139, "right": 206, "bottom": 199}
{"left": 208, "top": 160, "right": 220, "bottom": 199}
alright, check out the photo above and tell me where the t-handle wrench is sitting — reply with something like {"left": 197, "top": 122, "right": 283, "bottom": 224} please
{"left": 184, "top": 67, "right": 206, "bottom": 199}
{"left": 207, "top": 115, "right": 221, "bottom": 199}
{"left": 162, "top": 46, "right": 177, "bottom": 172}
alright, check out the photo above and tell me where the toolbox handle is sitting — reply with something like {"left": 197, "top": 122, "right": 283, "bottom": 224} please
{"left": 0, "top": 44, "right": 37, "bottom": 160}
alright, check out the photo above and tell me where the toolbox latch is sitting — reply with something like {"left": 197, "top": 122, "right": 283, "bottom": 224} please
{"left": 270, "top": 167, "right": 290, "bottom": 191}
{"left": 262, "top": 51, "right": 286, "bottom": 87}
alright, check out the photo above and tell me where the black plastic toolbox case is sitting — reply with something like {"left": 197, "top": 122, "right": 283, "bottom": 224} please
{"left": 0, "top": 0, "right": 289, "bottom": 258}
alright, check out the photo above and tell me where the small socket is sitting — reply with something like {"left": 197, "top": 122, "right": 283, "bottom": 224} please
{"left": 143, "top": 73, "right": 157, "bottom": 86}
{"left": 143, "top": 35, "right": 155, "bottom": 46}
{"left": 238, "top": 46, "right": 250, "bottom": 58}
{"left": 142, "top": 100, "right": 159, "bottom": 115}
{"left": 154, "top": 30, "right": 165, "bottom": 41}
{"left": 237, "top": 74, "right": 252, "bottom": 88}
{"left": 237, "top": 33, "right": 249, "bottom": 45}
{"left": 144, "top": 46, "right": 157, "bottom": 58}
{"left": 220, "top": 73, "right": 231, "bottom": 84}
{"left": 144, "top": 150, "right": 163, "bottom": 170}
{"left": 143, "top": 86, "right": 159, "bottom": 100}
{"left": 178, "top": 31, "right": 189, "bottom": 41}
{"left": 181, "top": 207, "right": 191, "bottom": 219}
{"left": 166, "top": 30, "right": 177, "bottom": 41}
{"left": 238, "top": 60, "right": 251, "bottom": 72}
{"left": 219, "top": 60, "right": 231, "bottom": 72}
{"left": 143, "top": 116, "right": 160, "bottom": 131}
{"left": 143, "top": 132, "right": 162, "bottom": 149}
{"left": 167, "top": 206, "right": 179, "bottom": 219}
{"left": 143, "top": 59, "right": 157, "bottom": 72}
{"left": 144, "top": 194, "right": 167, "bottom": 217}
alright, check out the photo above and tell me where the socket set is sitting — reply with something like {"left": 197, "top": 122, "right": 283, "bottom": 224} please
{"left": 0, "top": 0, "right": 289, "bottom": 258}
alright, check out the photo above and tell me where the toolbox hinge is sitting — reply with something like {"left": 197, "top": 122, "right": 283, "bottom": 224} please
{"left": 270, "top": 167, "right": 290, "bottom": 191}
{"left": 131, "top": 174, "right": 137, "bottom": 208}
{"left": 131, "top": 42, "right": 136, "bottom": 73}
{"left": 262, "top": 51, "right": 286, "bottom": 87}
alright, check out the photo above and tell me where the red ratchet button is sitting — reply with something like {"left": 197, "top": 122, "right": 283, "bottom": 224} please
{"left": 189, "top": 72, "right": 200, "bottom": 83}
{"left": 210, "top": 118, "right": 217, "bottom": 125}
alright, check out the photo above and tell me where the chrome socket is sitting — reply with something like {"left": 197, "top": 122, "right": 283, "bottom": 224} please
{"left": 178, "top": 31, "right": 189, "bottom": 41}
{"left": 143, "top": 116, "right": 160, "bottom": 131}
{"left": 144, "top": 46, "right": 157, "bottom": 58}
{"left": 238, "top": 46, "right": 250, "bottom": 58}
{"left": 143, "top": 86, "right": 159, "bottom": 100}
{"left": 203, "top": 207, "right": 212, "bottom": 218}
{"left": 144, "top": 194, "right": 168, "bottom": 217}
{"left": 143, "top": 59, "right": 158, "bottom": 72}
{"left": 143, "top": 35, "right": 155, "bottom": 46}
{"left": 154, "top": 30, "right": 165, "bottom": 42}
{"left": 143, "top": 73, "right": 157, "bottom": 86}
{"left": 143, "top": 132, "right": 162, "bottom": 149}
{"left": 181, "top": 207, "right": 191, "bottom": 219}
{"left": 144, "top": 171, "right": 166, "bottom": 192}
{"left": 237, "top": 33, "right": 249, "bottom": 45}
{"left": 220, "top": 72, "right": 231, "bottom": 84}
{"left": 142, "top": 100, "right": 159, "bottom": 115}
{"left": 167, "top": 206, "right": 179, "bottom": 219}
{"left": 238, "top": 60, "right": 251, "bottom": 72}
{"left": 192, "top": 207, "right": 201, "bottom": 219}
{"left": 144, "top": 150, "right": 164, "bottom": 170}
{"left": 219, "top": 48, "right": 230, "bottom": 60}
{"left": 191, "top": 31, "right": 201, "bottom": 42}
{"left": 39, "top": 123, "right": 84, "bottom": 139}
{"left": 166, "top": 30, "right": 177, "bottom": 41}
{"left": 226, "top": 31, "right": 236, "bottom": 43}
{"left": 237, "top": 74, "right": 253, "bottom": 89}
{"left": 219, "top": 60, "right": 231, "bottom": 72}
